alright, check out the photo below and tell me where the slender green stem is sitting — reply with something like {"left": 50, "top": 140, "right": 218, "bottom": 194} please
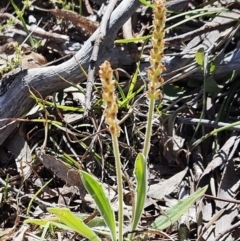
{"left": 27, "top": 178, "right": 52, "bottom": 215}
{"left": 112, "top": 134, "right": 123, "bottom": 241}
{"left": 143, "top": 97, "right": 155, "bottom": 158}
{"left": 9, "top": 0, "right": 35, "bottom": 47}
{"left": 191, "top": 120, "right": 240, "bottom": 151}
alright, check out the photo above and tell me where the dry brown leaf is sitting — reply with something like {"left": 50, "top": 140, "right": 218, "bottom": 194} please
{"left": 0, "top": 43, "right": 47, "bottom": 70}
{"left": 197, "top": 134, "right": 240, "bottom": 240}
{"left": 21, "top": 51, "right": 47, "bottom": 68}
{"left": 35, "top": 149, "right": 86, "bottom": 199}
{"left": 33, "top": 6, "right": 99, "bottom": 36}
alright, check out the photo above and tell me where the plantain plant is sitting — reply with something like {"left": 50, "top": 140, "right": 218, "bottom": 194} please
{"left": 25, "top": 1, "right": 207, "bottom": 240}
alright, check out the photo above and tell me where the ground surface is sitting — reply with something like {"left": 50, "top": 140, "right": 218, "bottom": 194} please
{"left": 0, "top": 0, "right": 240, "bottom": 240}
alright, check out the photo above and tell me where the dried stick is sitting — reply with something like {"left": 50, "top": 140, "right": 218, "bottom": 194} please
{"left": 0, "top": 13, "right": 69, "bottom": 43}
{"left": 176, "top": 117, "right": 240, "bottom": 131}
{"left": 85, "top": 0, "right": 119, "bottom": 111}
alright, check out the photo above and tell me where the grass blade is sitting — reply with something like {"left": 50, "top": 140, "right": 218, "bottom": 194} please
{"left": 138, "top": 0, "right": 154, "bottom": 8}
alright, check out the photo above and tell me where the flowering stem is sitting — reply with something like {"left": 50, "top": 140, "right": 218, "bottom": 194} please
{"left": 143, "top": 97, "right": 155, "bottom": 158}
{"left": 99, "top": 60, "right": 123, "bottom": 241}
{"left": 144, "top": 0, "right": 166, "bottom": 159}
{"left": 112, "top": 134, "right": 123, "bottom": 241}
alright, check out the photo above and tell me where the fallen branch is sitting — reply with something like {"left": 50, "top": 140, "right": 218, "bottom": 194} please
{"left": 0, "top": 0, "right": 140, "bottom": 145}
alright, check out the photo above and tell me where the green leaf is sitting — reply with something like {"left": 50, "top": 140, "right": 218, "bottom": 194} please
{"left": 163, "top": 85, "right": 185, "bottom": 102}
{"left": 25, "top": 219, "right": 71, "bottom": 230}
{"left": 130, "top": 153, "right": 147, "bottom": 239}
{"left": 209, "top": 58, "right": 217, "bottom": 75}
{"left": 119, "top": 85, "right": 144, "bottom": 108}
{"left": 115, "top": 35, "right": 151, "bottom": 44}
{"left": 86, "top": 216, "right": 107, "bottom": 228}
{"left": 41, "top": 222, "right": 50, "bottom": 241}
{"left": 229, "top": 70, "right": 237, "bottom": 83}
{"left": 47, "top": 208, "right": 101, "bottom": 241}
{"left": 25, "top": 216, "right": 109, "bottom": 236}
{"left": 127, "top": 61, "right": 140, "bottom": 100}
{"left": 0, "top": 230, "right": 8, "bottom": 237}
{"left": 116, "top": 80, "right": 126, "bottom": 102}
{"left": 9, "top": 0, "right": 34, "bottom": 47}
{"left": 80, "top": 171, "right": 117, "bottom": 241}
{"left": 138, "top": 0, "right": 154, "bottom": 8}
{"left": 151, "top": 186, "right": 208, "bottom": 230}
{"left": 25, "top": 215, "right": 108, "bottom": 232}
{"left": 205, "top": 76, "right": 221, "bottom": 98}
{"left": 195, "top": 48, "right": 205, "bottom": 67}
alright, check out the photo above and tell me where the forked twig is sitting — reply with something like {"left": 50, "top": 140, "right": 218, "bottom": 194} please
{"left": 85, "top": 0, "right": 118, "bottom": 111}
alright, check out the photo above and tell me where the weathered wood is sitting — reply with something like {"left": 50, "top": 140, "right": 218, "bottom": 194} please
{"left": 0, "top": 0, "right": 140, "bottom": 145}
{"left": 1, "top": 1, "right": 239, "bottom": 145}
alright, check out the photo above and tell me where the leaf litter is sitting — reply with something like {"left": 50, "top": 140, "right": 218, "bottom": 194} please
{"left": 0, "top": 0, "right": 240, "bottom": 240}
